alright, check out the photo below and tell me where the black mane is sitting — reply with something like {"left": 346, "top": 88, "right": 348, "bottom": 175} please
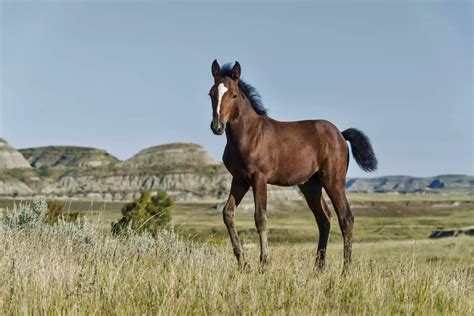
{"left": 220, "top": 63, "right": 268, "bottom": 116}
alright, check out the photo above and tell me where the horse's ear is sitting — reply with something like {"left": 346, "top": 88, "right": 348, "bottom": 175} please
{"left": 211, "top": 59, "right": 221, "bottom": 78}
{"left": 231, "top": 61, "right": 241, "bottom": 80}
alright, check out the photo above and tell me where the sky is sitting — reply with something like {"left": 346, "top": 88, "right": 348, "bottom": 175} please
{"left": 0, "top": 0, "right": 472, "bottom": 177}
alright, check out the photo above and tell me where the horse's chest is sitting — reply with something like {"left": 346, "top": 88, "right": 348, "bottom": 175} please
{"left": 223, "top": 147, "right": 266, "bottom": 178}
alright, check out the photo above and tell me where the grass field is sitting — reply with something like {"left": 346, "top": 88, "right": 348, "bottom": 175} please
{"left": 0, "top": 193, "right": 473, "bottom": 314}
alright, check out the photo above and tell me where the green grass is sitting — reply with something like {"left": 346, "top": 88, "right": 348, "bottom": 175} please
{"left": 161, "top": 193, "right": 474, "bottom": 244}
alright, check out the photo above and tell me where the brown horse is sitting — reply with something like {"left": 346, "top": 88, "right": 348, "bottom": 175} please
{"left": 209, "top": 60, "right": 377, "bottom": 270}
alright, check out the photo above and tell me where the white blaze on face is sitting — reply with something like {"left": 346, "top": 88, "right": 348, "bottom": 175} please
{"left": 216, "top": 83, "right": 229, "bottom": 118}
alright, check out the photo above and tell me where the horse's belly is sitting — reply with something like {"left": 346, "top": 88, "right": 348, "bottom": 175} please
{"left": 267, "top": 162, "right": 318, "bottom": 186}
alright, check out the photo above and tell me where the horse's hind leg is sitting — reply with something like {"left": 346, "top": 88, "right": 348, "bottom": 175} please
{"left": 321, "top": 171, "right": 354, "bottom": 271}
{"left": 251, "top": 172, "right": 269, "bottom": 266}
{"left": 223, "top": 177, "right": 250, "bottom": 268}
{"left": 299, "top": 175, "right": 331, "bottom": 269}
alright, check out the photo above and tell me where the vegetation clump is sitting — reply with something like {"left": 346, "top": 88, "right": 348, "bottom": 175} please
{"left": 38, "top": 166, "right": 51, "bottom": 177}
{"left": 2, "top": 198, "right": 48, "bottom": 229}
{"left": 112, "top": 191, "right": 174, "bottom": 236}
{"left": 45, "top": 201, "right": 82, "bottom": 224}
{"left": 1, "top": 198, "right": 83, "bottom": 229}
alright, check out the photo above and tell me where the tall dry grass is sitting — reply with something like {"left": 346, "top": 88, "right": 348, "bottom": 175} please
{"left": 0, "top": 198, "right": 472, "bottom": 314}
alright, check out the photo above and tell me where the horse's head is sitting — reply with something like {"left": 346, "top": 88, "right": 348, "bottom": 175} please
{"left": 209, "top": 59, "right": 241, "bottom": 135}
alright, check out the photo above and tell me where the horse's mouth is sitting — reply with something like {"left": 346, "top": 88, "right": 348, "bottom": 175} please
{"left": 210, "top": 120, "right": 225, "bottom": 135}
{"left": 211, "top": 127, "right": 225, "bottom": 135}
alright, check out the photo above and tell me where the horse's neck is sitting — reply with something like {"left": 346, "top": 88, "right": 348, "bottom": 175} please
{"left": 225, "top": 99, "right": 264, "bottom": 151}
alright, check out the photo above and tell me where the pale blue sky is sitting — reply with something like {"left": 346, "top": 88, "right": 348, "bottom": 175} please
{"left": 1, "top": 0, "right": 472, "bottom": 177}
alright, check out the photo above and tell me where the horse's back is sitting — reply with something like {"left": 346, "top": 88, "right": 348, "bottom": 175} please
{"left": 270, "top": 118, "right": 346, "bottom": 152}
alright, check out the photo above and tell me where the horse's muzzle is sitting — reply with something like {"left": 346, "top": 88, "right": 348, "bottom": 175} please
{"left": 210, "top": 118, "right": 225, "bottom": 135}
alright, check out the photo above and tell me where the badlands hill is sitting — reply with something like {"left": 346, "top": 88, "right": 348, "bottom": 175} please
{"left": 0, "top": 139, "right": 472, "bottom": 201}
{"left": 54, "top": 143, "right": 233, "bottom": 201}
{"left": 0, "top": 139, "right": 31, "bottom": 169}
{"left": 346, "top": 175, "right": 473, "bottom": 194}
{"left": 124, "top": 143, "right": 217, "bottom": 168}
{"left": 0, "top": 141, "right": 301, "bottom": 202}
{"left": 19, "top": 146, "right": 119, "bottom": 168}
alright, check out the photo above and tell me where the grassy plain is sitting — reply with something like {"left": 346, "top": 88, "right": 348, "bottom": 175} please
{"left": 0, "top": 193, "right": 472, "bottom": 314}
{"left": 2, "top": 192, "right": 469, "bottom": 243}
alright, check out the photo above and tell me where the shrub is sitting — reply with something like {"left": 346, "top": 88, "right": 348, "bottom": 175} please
{"left": 111, "top": 191, "right": 174, "bottom": 236}
{"left": 38, "top": 166, "right": 51, "bottom": 177}
{"left": 1, "top": 198, "right": 83, "bottom": 229}
{"left": 46, "top": 201, "right": 82, "bottom": 224}
{"left": 2, "top": 198, "right": 48, "bottom": 229}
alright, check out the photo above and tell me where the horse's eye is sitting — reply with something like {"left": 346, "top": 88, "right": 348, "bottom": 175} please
{"left": 233, "top": 94, "right": 237, "bottom": 99}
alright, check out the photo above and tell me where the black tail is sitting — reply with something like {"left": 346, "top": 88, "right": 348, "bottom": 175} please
{"left": 342, "top": 128, "right": 378, "bottom": 172}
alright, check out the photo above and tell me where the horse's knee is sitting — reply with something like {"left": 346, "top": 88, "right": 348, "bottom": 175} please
{"left": 222, "top": 203, "right": 235, "bottom": 226}
{"left": 254, "top": 209, "right": 267, "bottom": 233}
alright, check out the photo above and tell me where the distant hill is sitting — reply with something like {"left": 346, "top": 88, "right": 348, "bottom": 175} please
{"left": 346, "top": 175, "right": 473, "bottom": 194}
{"left": 0, "top": 140, "right": 471, "bottom": 201}
{"left": 0, "top": 139, "right": 31, "bottom": 169}
{"left": 123, "top": 143, "right": 217, "bottom": 168}
{"left": 19, "top": 146, "right": 119, "bottom": 168}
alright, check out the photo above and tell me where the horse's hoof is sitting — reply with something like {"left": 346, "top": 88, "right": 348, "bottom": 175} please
{"left": 314, "top": 262, "right": 326, "bottom": 271}
{"left": 258, "top": 257, "right": 270, "bottom": 273}
{"left": 238, "top": 261, "right": 251, "bottom": 273}
{"left": 341, "top": 264, "right": 351, "bottom": 276}
{"left": 258, "top": 265, "right": 268, "bottom": 274}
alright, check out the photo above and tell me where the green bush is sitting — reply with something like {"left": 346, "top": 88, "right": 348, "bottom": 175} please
{"left": 111, "top": 191, "right": 174, "bottom": 236}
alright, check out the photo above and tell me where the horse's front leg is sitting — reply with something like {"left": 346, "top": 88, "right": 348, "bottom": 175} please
{"left": 251, "top": 173, "right": 269, "bottom": 266}
{"left": 223, "top": 177, "right": 250, "bottom": 268}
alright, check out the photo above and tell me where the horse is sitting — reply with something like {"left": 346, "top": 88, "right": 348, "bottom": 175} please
{"left": 208, "top": 60, "right": 377, "bottom": 271}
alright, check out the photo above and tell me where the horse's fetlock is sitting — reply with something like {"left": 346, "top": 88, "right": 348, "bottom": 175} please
{"left": 233, "top": 247, "right": 242, "bottom": 257}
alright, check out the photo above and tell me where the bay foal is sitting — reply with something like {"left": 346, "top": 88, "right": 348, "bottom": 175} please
{"left": 208, "top": 60, "right": 377, "bottom": 270}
